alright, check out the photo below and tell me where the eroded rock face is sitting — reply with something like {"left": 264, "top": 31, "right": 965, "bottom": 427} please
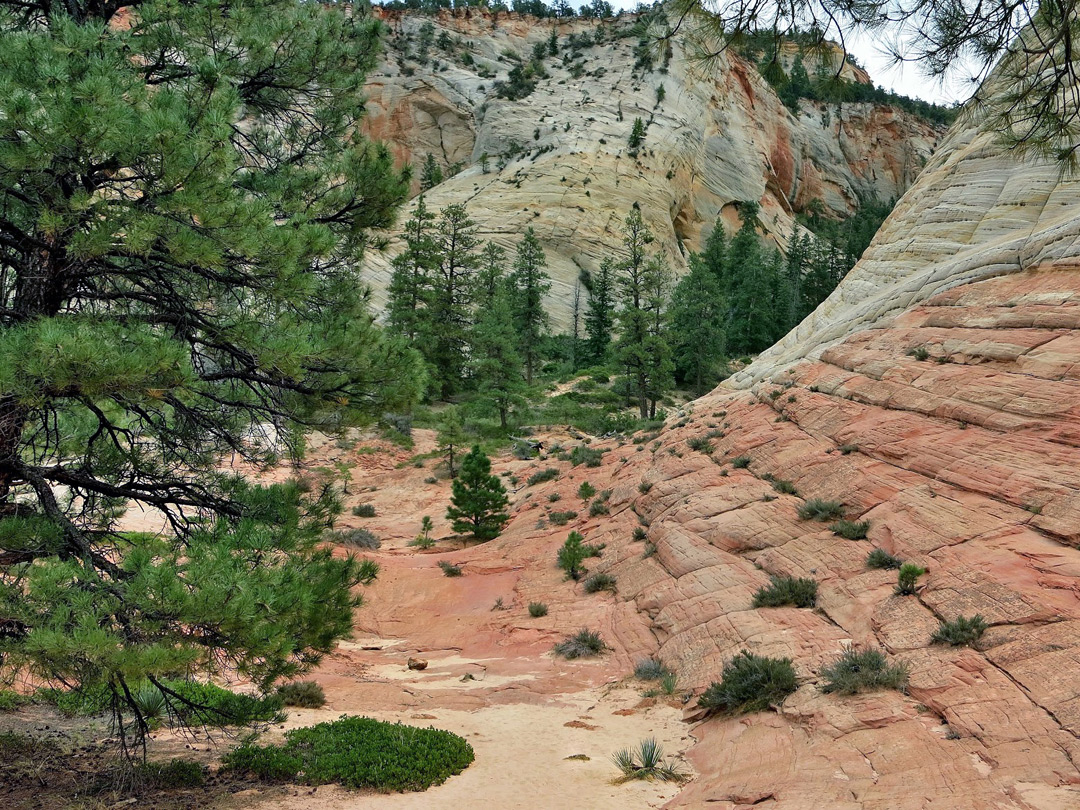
{"left": 361, "top": 9, "right": 942, "bottom": 329}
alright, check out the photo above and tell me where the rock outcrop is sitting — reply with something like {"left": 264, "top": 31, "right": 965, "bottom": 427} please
{"left": 360, "top": 9, "right": 943, "bottom": 329}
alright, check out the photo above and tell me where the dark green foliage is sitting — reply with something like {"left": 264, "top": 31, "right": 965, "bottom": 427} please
{"left": 588, "top": 499, "right": 610, "bottom": 517}
{"left": 895, "top": 563, "right": 926, "bottom": 595}
{"left": 839, "top": 444, "right": 859, "bottom": 455}
{"left": 352, "top": 504, "right": 377, "bottom": 518}
{"left": 527, "top": 468, "right": 560, "bottom": 486}
{"left": 553, "top": 629, "right": 608, "bottom": 659}
{"left": 820, "top": 648, "right": 909, "bottom": 695}
{"left": 329, "top": 528, "right": 381, "bottom": 550}
{"left": 831, "top": 520, "right": 869, "bottom": 540}
{"left": 548, "top": 493, "right": 562, "bottom": 502}
{"left": 571, "top": 446, "right": 604, "bottom": 467}
{"left": 420, "top": 153, "right": 443, "bottom": 191}
{"left": 548, "top": 510, "right": 578, "bottom": 526}
{"left": 470, "top": 282, "right": 526, "bottom": 429}
{"left": 698, "top": 651, "right": 798, "bottom": 715}
{"left": 752, "top": 576, "right": 818, "bottom": 608}
{"left": 931, "top": 615, "right": 988, "bottom": 647}
{"left": 633, "top": 658, "right": 672, "bottom": 680}
{"left": 581, "top": 259, "right": 617, "bottom": 365}
{"left": 632, "top": 527, "right": 648, "bottom": 542}
{"left": 908, "top": 346, "right": 930, "bottom": 361}
{"left": 583, "top": 573, "right": 617, "bottom": 593}
{"left": 612, "top": 737, "right": 687, "bottom": 783}
{"left": 638, "top": 481, "right": 654, "bottom": 494}
{"left": 797, "top": 499, "right": 845, "bottom": 521}
{"left": 731, "top": 455, "right": 751, "bottom": 469}
{"left": 136, "top": 759, "right": 206, "bottom": 789}
{"left": 0, "top": 0, "right": 420, "bottom": 747}
{"left": 687, "top": 437, "right": 714, "bottom": 454}
{"left": 509, "top": 228, "right": 552, "bottom": 384}
{"left": 866, "top": 548, "right": 902, "bottom": 569}
{"left": 628, "top": 117, "right": 646, "bottom": 151}
{"left": 494, "top": 59, "right": 545, "bottom": 100}
{"left": 224, "top": 715, "right": 474, "bottom": 792}
{"left": 557, "top": 531, "right": 603, "bottom": 579}
{"left": 578, "top": 481, "right": 597, "bottom": 500}
{"left": 0, "top": 690, "right": 27, "bottom": 711}
{"left": 438, "top": 561, "right": 463, "bottom": 577}
{"left": 772, "top": 479, "right": 798, "bottom": 495}
{"left": 528, "top": 602, "right": 549, "bottom": 618}
{"left": 446, "top": 446, "right": 509, "bottom": 541}
{"left": 276, "top": 681, "right": 327, "bottom": 709}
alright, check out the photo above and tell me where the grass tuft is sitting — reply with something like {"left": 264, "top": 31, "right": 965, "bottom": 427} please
{"left": 553, "top": 629, "right": 608, "bottom": 659}
{"left": 752, "top": 576, "right": 818, "bottom": 608}
{"left": 698, "top": 651, "right": 797, "bottom": 715}
{"left": 866, "top": 548, "right": 902, "bottom": 569}
{"left": 820, "top": 647, "right": 909, "bottom": 695}
{"left": 830, "top": 519, "right": 869, "bottom": 540}
{"left": 797, "top": 499, "right": 844, "bottom": 521}
{"left": 612, "top": 738, "right": 687, "bottom": 783}
{"left": 931, "top": 614, "right": 987, "bottom": 647}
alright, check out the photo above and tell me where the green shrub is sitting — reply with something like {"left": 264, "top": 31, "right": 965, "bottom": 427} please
{"left": 771, "top": 479, "right": 798, "bottom": 495}
{"left": 527, "top": 468, "right": 560, "bottom": 487}
{"left": 276, "top": 681, "right": 326, "bottom": 709}
{"left": 633, "top": 658, "right": 670, "bottom": 681}
{"left": 547, "top": 492, "right": 562, "bottom": 502}
{"left": 831, "top": 520, "right": 869, "bottom": 540}
{"left": 438, "top": 561, "right": 463, "bottom": 577}
{"left": 588, "top": 500, "right": 609, "bottom": 517}
{"left": 752, "top": 576, "right": 818, "bottom": 608}
{"left": 638, "top": 481, "right": 653, "bottom": 494}
{"left": 352, "top": 503, "right": 377, "bottom": 517}
{"left": 136, "top": 759, "right": 205, "bottom": 788}
{"left": 131, "top": 680, "right": 168, "bottom": 726}
{"left": 410, "top": 516, "right": 436, "bottom": 549}
{"left": 162, "top": 679, "right": 285, "bottom": 726}
{"left": 698, "top": 651, "right": 797, "bottom": 715}
{"left": 557, "top": 531, "right": 603, "bottom": 579}
{"left": 687, "top": 437, "right": 713, "bottom": 454}
{"left": 553, "top": 629, "right": 608, "bottom": 659}
{"left": 577, "top": 481, "right": 596, "bottom": 500}
{"left": 224, "top": 715, "right": 475, "bottom": 791}
{"left": 528, "top": 602, "right": 548, "bottom": 618}
{"left": 570, "top": 446, "right": 604, "bottom": 467}
{"left": 632, "top": 527, "right": 647, "bottom": 542}
{"left": 839, "top": 444, "right": 858, "bottom": 455}
{"left": 642, "top": 671, "right": 679, "bottom": 698}
{"left": 932, "top": 615, "right": 987, "bottom": 647}
{"left": 0, "top": 690, "right": 28, "bottom": 712}
{"left": 895, "top": 563, "right": 925, "bottom": 595}
{"left": 731, "top": 455, "right": 751, "bottom": 469}
{"left": 908, "top": 346, "right": 929, "bottom": 361}
{"left": 820, "top": 647, "right": 909, "bottom": 695}
{"left": 582, "top": 573, "right": 616, "bottom": 593}
{"left": 328, "top": 528, "right": 380, "bottom": 549}
{"left": 35, "top": 684, "right": 111, "bottom": 716}
{"left": 797, "top": 499, "right": 844, "bottom": 521}
{"left": 612, "top": 737, "right": 686, "bottom": 783}
{"left": 549, "top": 510, "right": 578, "bottom": 526}
{"left": 866, "top": 548, "right": 902, "bottom": 569}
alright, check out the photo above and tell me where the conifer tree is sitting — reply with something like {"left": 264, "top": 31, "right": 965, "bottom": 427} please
{"left": 508, "top": 227, "right": 551, "bottom": 384}
{"left": 700, "top": 218, "right": 727, "bottom": 280}
{"left": 582, "top": 259, "right": 616, "bottom": 366}
{"left": 669, "top": 254, "right": 727, "bottom": 392}
{"left": 628, "top": 117, "right": 646, "bottom": 152}
{"left": 723, "top": 202, "right": 771, "bottom": 355}
{"left": 446, "top": 446, "right": 510, "bottom": 542}
{"left": 387, "top": 196, "right": 439, "bottom": 342}
{"left": 471, "top": 287, "right": 525, "bottom": 428}
{"left": 437, "top": 406, "right": 469, "bottom": 479}
{"left": 420, "top": 152, "right": 443, "bottom": 191}
{"left": 0, "top": 0, "right": 421, "bottom": 746}
{"left": 430, "top": 204, "right": 481, "bottom": 398}
{"left": 477, "top": 242, "right": 509, "bottom": 307}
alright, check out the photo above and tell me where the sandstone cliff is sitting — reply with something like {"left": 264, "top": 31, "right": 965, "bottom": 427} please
{"left": 360, "top": 9, "right": 943, "bottom": 329}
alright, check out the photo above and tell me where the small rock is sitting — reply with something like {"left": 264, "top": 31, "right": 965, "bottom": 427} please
{"left": 407, "top": 657, "right": 428, "bottom": 670}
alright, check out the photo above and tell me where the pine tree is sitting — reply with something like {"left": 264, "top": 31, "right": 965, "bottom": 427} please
{"left": 446, "top": 446, "right": 510, "bottom": 542}
{"left": 436, "top": 406, "right": 469, "bottom": 479}
{"left": 0, "top": 0, "right": 422, "bottom": 748}
{"left": 669, "top": 254, "right": 727, "bottom": 392}
{"left": 471, "top": 287, "right": 526, "bottom": 428}
{"left": 430, "top": 204, "right": 481, "bottom": 398}
{"left": 700, "top": 217, "right": 727, "bottom": 280}
{"left": 477, "top": 242, "right": 508, "bottom": 308}
{"left": 784, "top": 225, "right": 808, "bottom": 329}
{"left": 387, "top": 196, "right": 439, "bottom": 342}
{"left": 628, "top": 117, "right": 646, "bottom": 152}
{"left": 582, "top": 259, "right": 616, "bottom": 366}
{"left": 724, "top": 202, "right": 771, "bottom": 355}
{"left": 508, "top": 227, "right": 551, "bottom": 384}
{"left": 420, "top": 152, "right": 443, "bottom": 191}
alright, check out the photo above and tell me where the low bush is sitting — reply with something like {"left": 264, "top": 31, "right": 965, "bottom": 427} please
{"left": 276, "top": 681, "right": 326, "bottom": 709}
{"left": 752, "top": 576, "right": 818, "bottom": 608}
{"left": 797, "top": 499, "right": 844, "bottom": 521}
{"left": 136, "top": 759, "right": 205, "bottom": 788}
{"left": 698, "top": 651, "right": 797, "bottom": 715}
{"left": 612, "top": 737, "right": 686, "bottom": 783}
{"left": 577, "top": 481, "right": 596, "bottom": 500}
{"left": 570, "top": 446, "right": 604, "bottom": 467}
{"left": 839, "top": 444, "right": 858, "bottom": 455}
{"left": 638, "top": 481, "right": 653, "bottom": 494}
{"left": 931, "top": 615, "right": 987, "bottom": 647}
{"left": 438, "top": 561, "right": 463, "bottom": 577}
{"left": 328, "top": 528, "right": 380, "bottom": 549}
{"left": 224, "top": 715, "right": 475, "bottom": 791}
{"left": 553, "top": 628, "right": 608, "bottom": 659}
{"left": 895, "top": 563, "right": 926, "bottom": 595}
{"left": 866, "top": 548, "right": 902, "bottom": 569}
{"left": 820, "top": 647, "right": 909, "bottom": 695}
{"left": 527, "top": 468, "right": 560, "bottom": 487}
{"left": 687, "top": 437, "right": 713, "bottom": 454}
{"left": 547, "top": 492, "right": 562, "bottom": 502}
{"left": 528, "top": 602, "right": 548, "bottom": 618}
{"left": 0, "top": 690, "right": 28, "bottom": 712}
{"left": 772, "top": 479, "right": 798, "bottom": 495}
{"left": 557, "top": 531, "right": 603, "bottom": 579}
{"left": 731, "top": 455, "right": 751, "bottom": 469}
{"left": 548, "top": 510, "right": 578, "bottom": 526}
{"left": 632, "top": 527, "right": 647, "bottom": 542}
{"left": 633, "top": 658, "right": 670, "bottom": 681}
{"left": 642, "top": 671, "right": 679, "bottom": 698}
{"left": 588, "top": 500, "right": 609, "bottom": 517}
{"left": 352, "top": 503, "right": 377, "bottom": 518}
{"left": 831, "top": 520, "right": 869, "bottom": 540}
{"left": 582, "top": 573, "right": 616, "bottom": 593}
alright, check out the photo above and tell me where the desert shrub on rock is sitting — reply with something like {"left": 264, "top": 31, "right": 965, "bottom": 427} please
{"left": 820, "top": 647, "right": 908, "bottom": 695}
{"left": 612, "top": 737, "right": 687, "bottom": 783}
{"left": 276, "top": 681, "right": 326, "bottom": 709}
{"left": 553, "top": 629, "right": 608, "bottom": 659}
{"left": 831, "top": 519, "right": 869, "bottom": 540}
{"left": 932, "top": 615, "right": 988, "bottom": 647}
{"left": 866, "top": 548, "right": 901, "bottom": 569}
{"left": 797, "top": 499, "right": 844, "bottom": 521}
{"left": 895, "top": 563, "right": 926, "bottom": 595}
{"left": 698, "top": 651, "right": 797, "bottom": 715}
{"left": 752, "top": 576, "right": 818, "bottom": 608}
{"left": 582, "top": 573, "right": 616, "bottom": 593}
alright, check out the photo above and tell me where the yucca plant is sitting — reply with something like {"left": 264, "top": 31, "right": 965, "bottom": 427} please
{"left": 612, "top": 737, "right": 687, "bottom": 783}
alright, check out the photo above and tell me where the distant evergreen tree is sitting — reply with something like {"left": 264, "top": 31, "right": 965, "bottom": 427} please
{"left": 471, "top": 287, "right": 525, "bottom": 428}
{"left": 446, "top": 446, "right": 510, "bottom": 542}
{"left": 614, "top": 207, "right": 672, "bottom": 418}
{"left": 387, "top": 196, "right": 439, "bottom": 342}
{"left": 477, "top": 242, "right": 508, "bottom": 307}
{"left": 430, "top": 204, "right": 481, "bottom": 398}
{"left": 508, "top": 227, "right": 551, "bottom": 384}
{"left": 784, "top": 225, "right": 808, "bottom": 329}
{"left": 669, "top": 254, "right": 727, "bottom": 392}
{"left": 436, "top": 406, "right": 468, "bottom": 479}
{"left": 700, "top": 217, "right": 727, "bottom": 280}
{"left": 582, "top": 259, "right": 616, "bottom": 365}
{"left": 723, "top": 202, "right": 767, "bottom": 356}
{"left": 420, "top": 152, "right": 443, "bottom": 191}
{"left": 628, "top": 117, "right": 646, "bottom": 151}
